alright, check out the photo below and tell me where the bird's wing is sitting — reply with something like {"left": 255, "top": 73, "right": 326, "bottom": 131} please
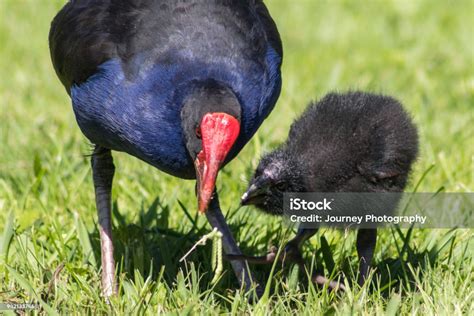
{"left": 49, "top": 1, "right": 281, "bottom": 95}
{"left": 254, "top": 0, "right": 283, "bottom": 58}
{"left": 49, "top": 0, "right": 118, "bottom": 94}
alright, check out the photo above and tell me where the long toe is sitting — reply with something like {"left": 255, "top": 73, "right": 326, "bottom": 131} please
{"left": 312, "top": 273, "right": 346, "bottom": 292}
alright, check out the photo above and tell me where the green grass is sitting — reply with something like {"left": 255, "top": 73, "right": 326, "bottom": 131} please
{"left": 1, "top": 0, "right": 473, "bottom": 314}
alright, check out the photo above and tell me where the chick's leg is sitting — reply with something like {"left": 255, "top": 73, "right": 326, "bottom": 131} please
{"left": 356, "top": 228, "right": 377, "bottom": 286}
{"left": 91, "top": 146, "right": 117, "bottom": 297}
{"left": 282, "top": 228, "right": 318, "bottom": 264}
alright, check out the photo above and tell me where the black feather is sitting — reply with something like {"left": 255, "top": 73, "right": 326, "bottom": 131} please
{"left": 245, "top": 91, "right": 419, "bottom": 215}
{"left": 49, "top": 0, "right": 282, "bottom": 94}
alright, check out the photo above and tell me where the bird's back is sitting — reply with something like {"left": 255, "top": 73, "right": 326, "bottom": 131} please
{"left": 286, "top": 92, "right": 418, "bottom": 191}
{"left": 49, "top": 0, "right": 282, "bottom": 178}
{"left": 49, "top": 0, "right": 281, "bottom": 91}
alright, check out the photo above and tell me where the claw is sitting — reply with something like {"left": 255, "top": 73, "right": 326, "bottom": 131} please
{"left": 312, "top": 273, "right": 346, "bottom": 292}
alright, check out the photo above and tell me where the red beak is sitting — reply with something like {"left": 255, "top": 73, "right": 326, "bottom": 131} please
{"left": 195, "top": 112, "right": 240, "bottom": 213}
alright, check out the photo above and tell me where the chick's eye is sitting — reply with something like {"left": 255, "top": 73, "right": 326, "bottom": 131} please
{"left": 276, "top": 182, "right": 287, "bottom": 191}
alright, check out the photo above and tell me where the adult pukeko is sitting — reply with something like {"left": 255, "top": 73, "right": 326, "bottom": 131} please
{"left": 49, "top": 0, "right": 282, "bottom": 297}
{"left": 238, "top": 92, "right": 418, "bottom": 288}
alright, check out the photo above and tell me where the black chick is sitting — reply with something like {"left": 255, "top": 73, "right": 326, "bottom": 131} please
{"left": 240, "top": 91, "right": 418, "bottom": 286}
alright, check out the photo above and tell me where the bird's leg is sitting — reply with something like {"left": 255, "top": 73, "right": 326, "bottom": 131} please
{"left": 91, "top": 146, "right": 117, "bottom": 298}
{"left": 285, "top": 229, "right": 345, "bottom": 291}
{"left": 356, "top": 228, "right": 377, "bottom": 286}
{"left": 282, "top": 228, "right": 318, "bottom": 265}
{"left": 205, "top": 191, "right": 261, "bottom": 295}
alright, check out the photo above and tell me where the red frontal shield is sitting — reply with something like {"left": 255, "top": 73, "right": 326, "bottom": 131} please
{"left": 195, "top": 112, "right": 240, "bottom": 213}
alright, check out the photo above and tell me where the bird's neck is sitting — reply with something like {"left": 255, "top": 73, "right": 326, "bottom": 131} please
{"left": 182, "top": 79, "right": 240, "bottom": 113}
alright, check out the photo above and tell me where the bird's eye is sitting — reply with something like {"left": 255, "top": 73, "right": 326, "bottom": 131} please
{"left": 276, "top": 182, "right": 287, "bottom": 191}
{"left": 195, "top": 127, "right": 202, "bottom": 139}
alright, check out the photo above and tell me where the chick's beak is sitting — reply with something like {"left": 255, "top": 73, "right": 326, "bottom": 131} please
{"left": 195, "top": 112, "right": 240, "bottom": 213}
{"left": 241, "top": 178, "right": 268, "bottom": 206}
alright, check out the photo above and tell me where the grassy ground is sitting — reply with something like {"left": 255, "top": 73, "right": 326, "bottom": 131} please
{"left": 0, "top": 0, "right": 473, "bottom": 314}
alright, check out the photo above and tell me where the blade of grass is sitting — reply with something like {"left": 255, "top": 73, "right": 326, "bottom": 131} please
{"left": 73, "top": 211, "right": 97, "bottom": 267}
{"left": 1, "top": 211, "right": 15, "bottom": 261}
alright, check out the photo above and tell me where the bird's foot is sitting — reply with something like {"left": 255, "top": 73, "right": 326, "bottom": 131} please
{"left": 225, "top": 246, "right": 278, "bottom": 264}
{"left": 284, "top": 243, "right": 345, "bottom": 292}
{"left": 311, "top": 273, "right": 346, "bottom": 292}
{"left": 226, "top": 243, "right": 345, "bottom": 292}
{"left": 226, "top": 242, "right": 303, "bottom": 265}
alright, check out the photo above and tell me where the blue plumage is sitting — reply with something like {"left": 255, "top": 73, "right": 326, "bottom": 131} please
{"left": 71, "top": 47, "right": 281, "bottom": 178}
